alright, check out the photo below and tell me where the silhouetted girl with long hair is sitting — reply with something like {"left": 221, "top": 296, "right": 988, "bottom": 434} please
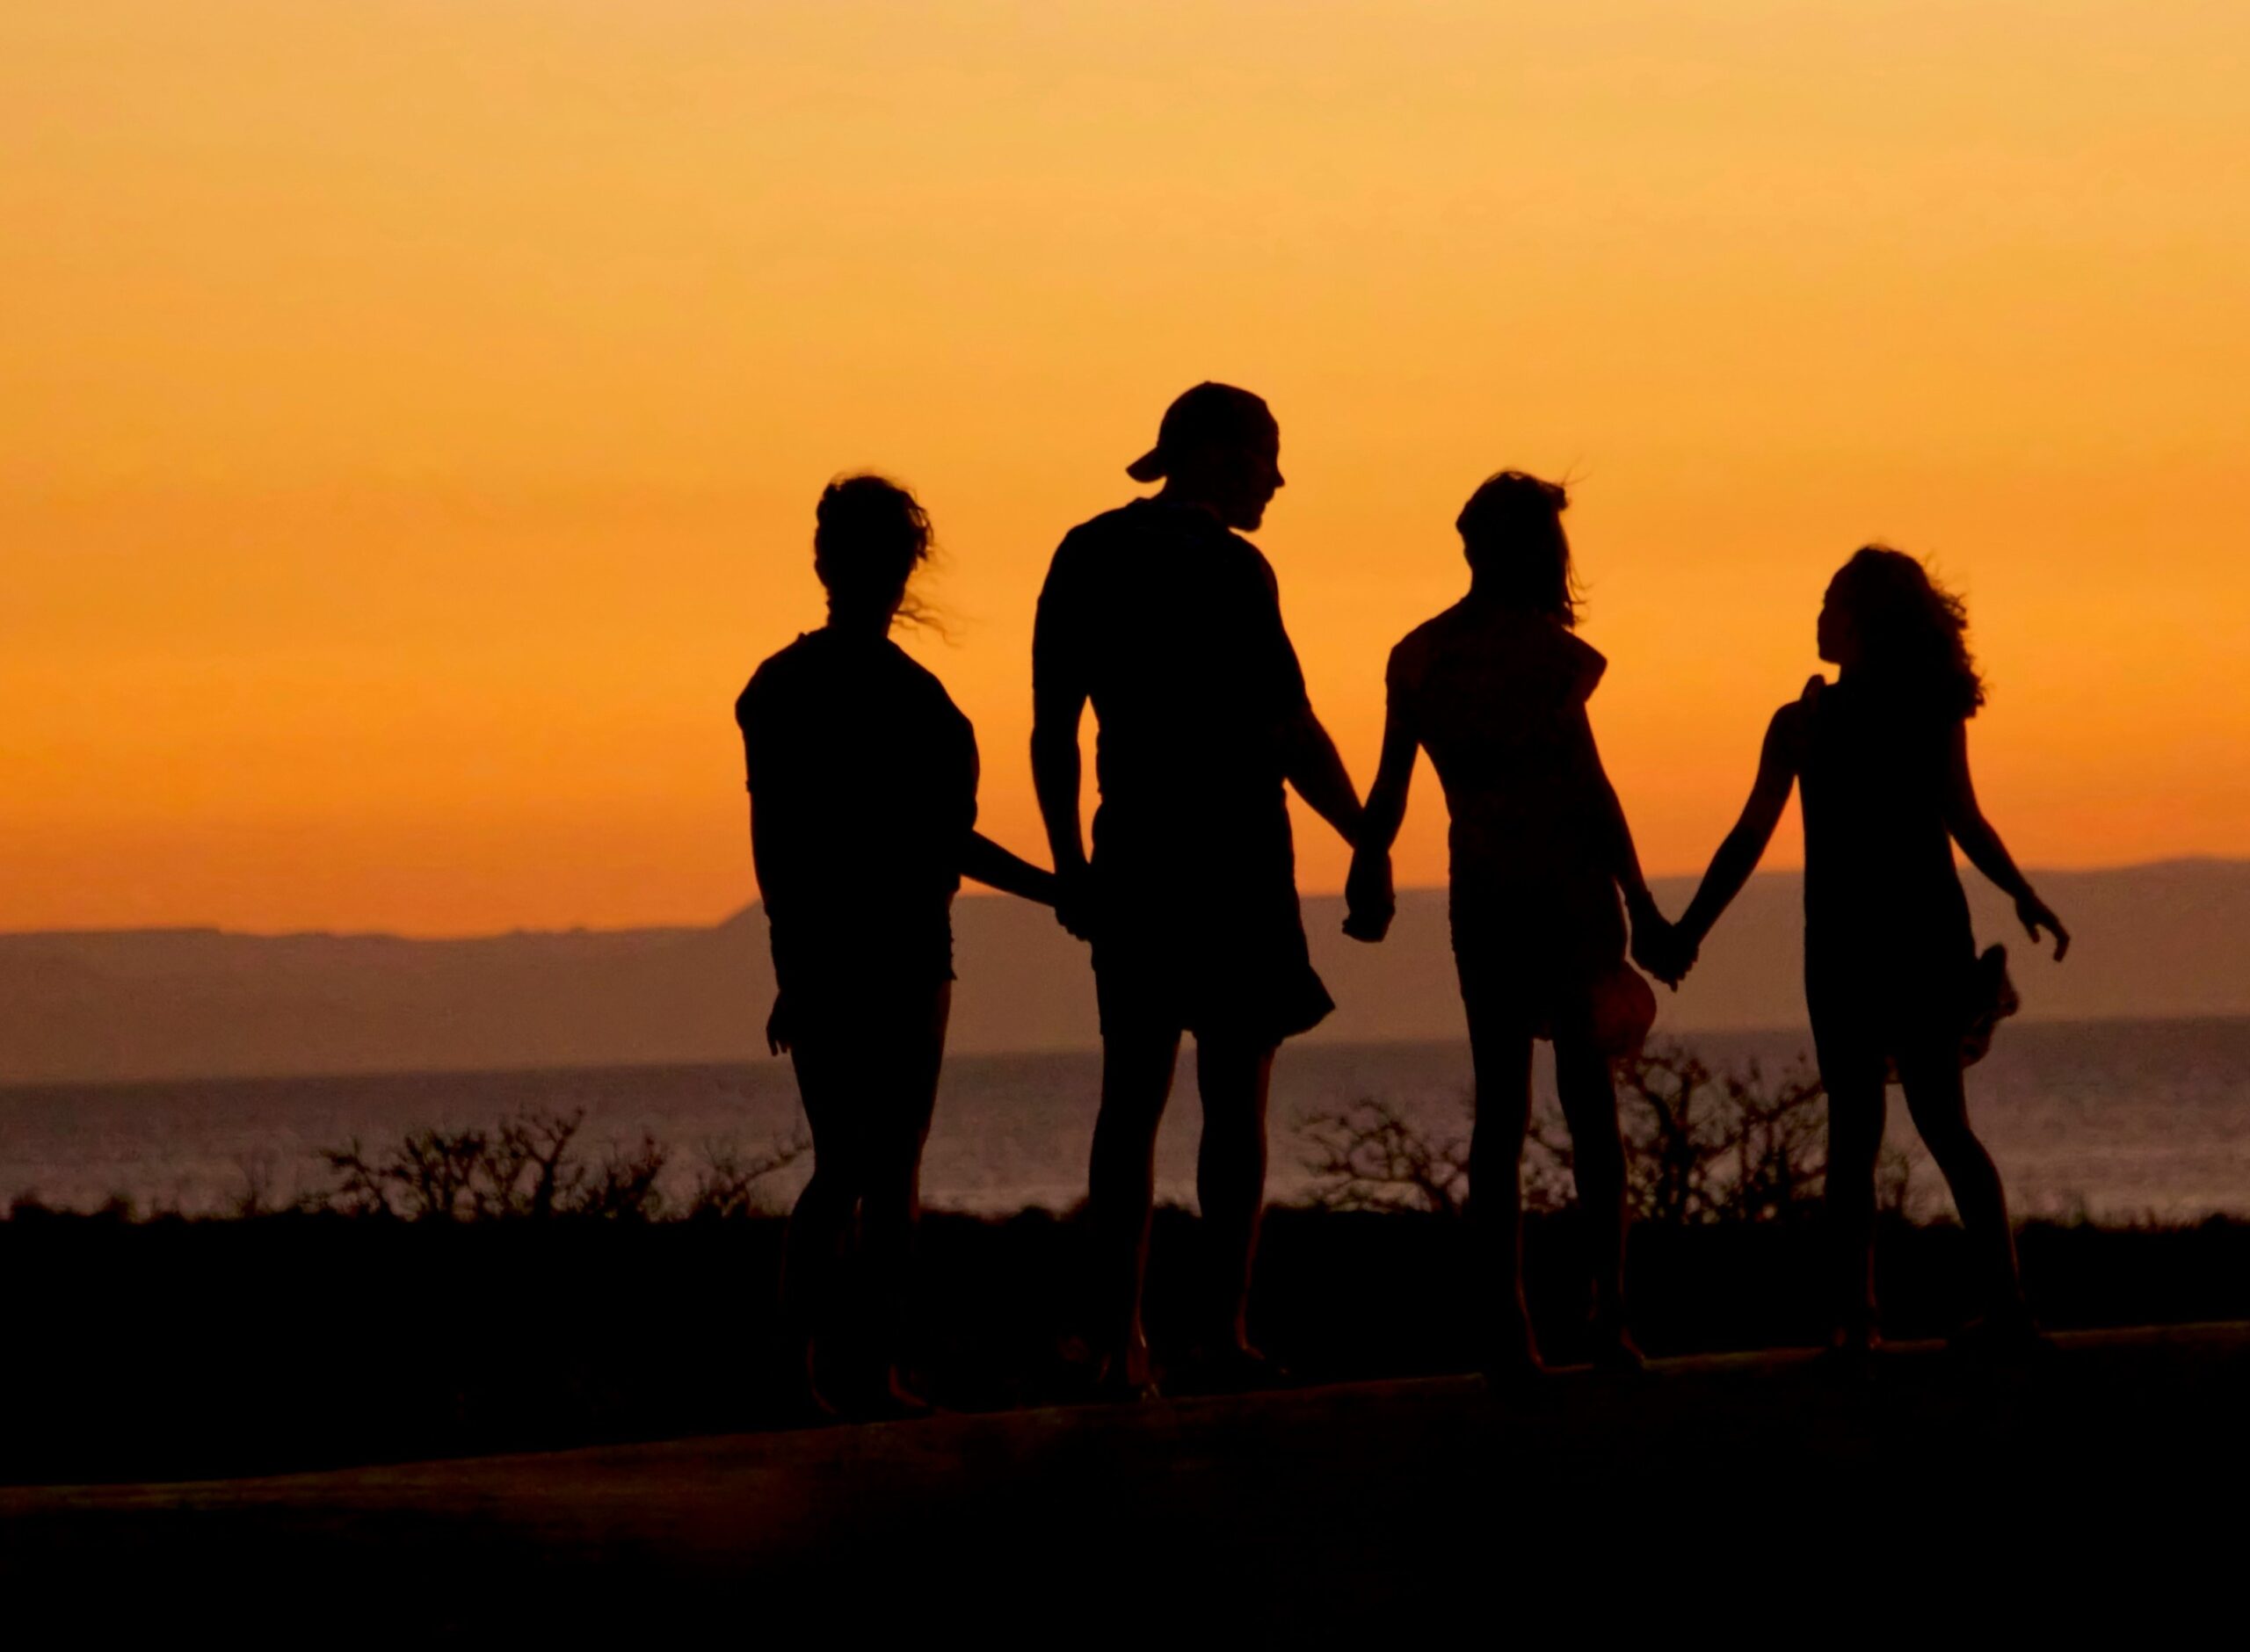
{"left": 1658, "top": 547, "right": 2069, "bottom": 1359}
{"left": 1349, "top": 472, "right": 1667, "bottom": 1380}
{"left": 736, "top": 475, "right": 1055, "bottom": 1417}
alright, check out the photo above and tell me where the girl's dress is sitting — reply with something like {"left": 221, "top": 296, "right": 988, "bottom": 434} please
{"left": 1796, "top": 675, "right": 2010, "bottom": 1074}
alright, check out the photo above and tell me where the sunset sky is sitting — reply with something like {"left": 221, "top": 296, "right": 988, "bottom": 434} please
{"left": 5, "top": 2, "right": 2246, "bottom": 935}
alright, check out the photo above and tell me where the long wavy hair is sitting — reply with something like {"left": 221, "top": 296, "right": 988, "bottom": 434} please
{"left": 812, "top": 473, "right": 941, "bottom": 631}
{"left": 1457, "top": 470, "right": 1579, "bottom": 627}
{"left": 1831, "top": 545, "right": 1985, "bottom": 719}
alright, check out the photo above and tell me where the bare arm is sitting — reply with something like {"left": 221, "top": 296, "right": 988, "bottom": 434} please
{"left": 1676, "top": 702, "right": 1806, "bottom": 954}
{"left": 1030, "top": 542, "right": 1097, "bottom": 939}
{"left": 1571, "top": 705, "right": 1655, "bottom": 914}
{"left": 1358, "top": 710, "right": 1418, "bottom": 856}
{"left": 747, "top": 794, "right": 783, "bottom": 924}
{"left": 1029, "top": 692, "right": 1086, "bottom": 850}
{"left": 1029, "top": 693, "right": 1086, "bottom": 864}
{"left": 1029, "top": 681, "right": 1094, "bottom": 938}
{"left": 1344, "top": 706, "right": 1419, "bottom": 942}
{"left": 747, "top": 793, "right": 799, "bottom": 1056}
{"left": 1941, "top": 720, "right": 2070, "bottom": 960}
{"left": 962, "top": 830, "right": 1058, "bottom": 907}
{"left": 1282, "top": 703, "right": 1366, "bottom": 845}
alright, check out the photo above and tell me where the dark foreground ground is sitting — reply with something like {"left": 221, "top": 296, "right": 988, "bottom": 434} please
{"left": 4, "top": 1322, "right": 2246, "bottom": 1635}
{"left": 5, "top": 1206, "right": 2250, "bottom": 1487}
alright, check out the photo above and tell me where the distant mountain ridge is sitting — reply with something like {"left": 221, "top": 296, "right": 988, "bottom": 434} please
{"left": 3, "top": 860, "right": 2246, "bottom": 1085}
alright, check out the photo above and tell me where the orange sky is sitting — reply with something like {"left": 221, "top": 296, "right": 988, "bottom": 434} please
{"left": 5, "top": 2, "right": 2247, "bottom": 935}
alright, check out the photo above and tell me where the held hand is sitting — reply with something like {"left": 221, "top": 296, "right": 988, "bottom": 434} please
{"left": 765, "top": 992, "right": 794, "bottom": 1057}
{"left": 1624, "top": 888, "right": 1673, "bottom": 984}
{"left": 1053, "top": 862, "right": 1098, "bottom": 944}
{"left": 1341, "top": 900, "right": 1393, "bottom": 943}
{"left": 1343, "top": 847, "right": 1395, "bottom": 944}
{"left": 2016, "top": 890, "right": 2071, "bottom": 961}
{"left": 1631, "top": 911, "right": 1697, "bottom": 990}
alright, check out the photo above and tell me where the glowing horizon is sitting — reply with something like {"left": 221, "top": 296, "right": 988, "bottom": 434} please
{"left": 6, "top": 3, "right": 2247, "bottom": 935}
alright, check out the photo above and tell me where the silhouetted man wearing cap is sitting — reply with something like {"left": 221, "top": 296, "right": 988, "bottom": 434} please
{"left": 1032, "top": 382, "right": 1365, "bottom": 1395}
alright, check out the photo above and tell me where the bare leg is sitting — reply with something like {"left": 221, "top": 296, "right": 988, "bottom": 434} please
{"left": 1816, "top": 1047, "right": 1887, "bottom": 1351}
{"left": 1463, "top": 1008, "right": 1537, "bottom": 1373}
{"left": 859, "top": 984, "right": 951, "bottom": 1406}
{"left": 1897, "top": 1040, "right": 2028, "bottom": 1326}
{"left": 1553, "top": 1025, "right": 1636, "bottom": 1362}
{"left": 780, "top": 1020, "right": 867, "bottom": 1410}
{"left": 1194, "top": 1035, "right": 1278, "bottom": 1358}
{"left": 1087, "top": 1025, "right": 1181, "bottom": 1388}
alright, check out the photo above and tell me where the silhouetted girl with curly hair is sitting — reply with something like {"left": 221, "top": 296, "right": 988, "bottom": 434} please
{"left": 1659, "top": 547, "right": 2069, "bottom": 1360}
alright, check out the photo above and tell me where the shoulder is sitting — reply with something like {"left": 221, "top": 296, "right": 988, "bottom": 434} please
{"left": 736, "top": 634, "right": 817, "bottom": 725}
{"left": 1387, "top": 603, "right": 1467, "bottom": 683}
{"left": 1230, "top": 533, "right": 1282, "bottom": 600}
{"left": 1041, "top": 506, "right": 1137, "bottom": 601}
{"left": 885, "top": 638, "right": 949, "bottom": 695}
{"left": 1051, "top": 502, "right": 1147, "bottom": 561}
{"left": 1782, "top": 673, "right": 1828, "bottom": 725}
{"left": 1764, "top": 677, "right": 1825, "bottom": 757}
{"left": 888, "top": 641, "right": 972, "bottom": 726}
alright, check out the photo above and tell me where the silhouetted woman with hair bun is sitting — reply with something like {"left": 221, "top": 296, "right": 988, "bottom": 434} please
{"left": 735, "top": 474, "right": 1056, "bottom": 1417}
{"left": 1348, "top": 472, "right": 1670, "bottom": 1380}
{"left": 1657, "top": 547, "right": 2070, "bottom": 1363}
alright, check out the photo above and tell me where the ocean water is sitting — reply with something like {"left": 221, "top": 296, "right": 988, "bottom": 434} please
{"left": 1, "top": 1018, "right": 2246, "bottom": 1222}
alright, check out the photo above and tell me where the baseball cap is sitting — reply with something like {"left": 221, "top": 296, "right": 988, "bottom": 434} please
{"left": 1125, "top": 382, "right": 1275, "bottom": 482}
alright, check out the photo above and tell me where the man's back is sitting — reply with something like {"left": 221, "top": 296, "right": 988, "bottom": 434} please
{"left": 1034, "top": 497, "right": 1307, "bottom": 835}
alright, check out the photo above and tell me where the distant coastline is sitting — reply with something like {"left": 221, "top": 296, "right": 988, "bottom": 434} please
{"left": 4, "top": 859, "right": 2247, "bottom": 1087}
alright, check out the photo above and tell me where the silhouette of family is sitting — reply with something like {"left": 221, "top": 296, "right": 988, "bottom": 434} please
{"left": 736, "top": 382, "right": 2072, "bottom": 1417}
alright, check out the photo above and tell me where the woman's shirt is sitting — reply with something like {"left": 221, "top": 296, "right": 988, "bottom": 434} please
{"left": 736, "top": 628, "right": 978, "bottom": 994}
{"left": 1385, "top": 598, "right": 1610, "bottom": 901}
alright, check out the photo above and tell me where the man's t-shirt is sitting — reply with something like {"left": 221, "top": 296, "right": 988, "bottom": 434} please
{"left": 1033, "top": 497, "right": 1310, "bottom": 857}
{"left": 1034, "top": 497, "right": 1332, "bottom": 1040}
{"left": 736, "top": 627, "right": 977, "bottom": 995}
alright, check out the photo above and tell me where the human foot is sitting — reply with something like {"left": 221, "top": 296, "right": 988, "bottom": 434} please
{"left": 1588, "top": 1315, "right": 1648, "bottom": 1375}
{"left": 1479, "top": 1317, "right": 1549, "bottom": 1392}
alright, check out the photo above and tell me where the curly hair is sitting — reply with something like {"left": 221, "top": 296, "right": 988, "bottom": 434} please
{"left": 1456, "top": 470, "right": 1580, "bottom": 627}
{"left": 1830, "top": 545, "right": 1985, "bottom": 719}
{"left": 812, "top": 473, "right": 940, "bottom": 629}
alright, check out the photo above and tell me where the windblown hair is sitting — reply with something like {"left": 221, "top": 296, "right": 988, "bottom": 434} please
{"left": 1456, "top": 470, "right": 1580, "bottom": 627}
{"left": 1831, "top": 545, "right": 1985, "bottom": 719}
{"left": 812, "top": 473, "right": 940, "bottom": 629}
